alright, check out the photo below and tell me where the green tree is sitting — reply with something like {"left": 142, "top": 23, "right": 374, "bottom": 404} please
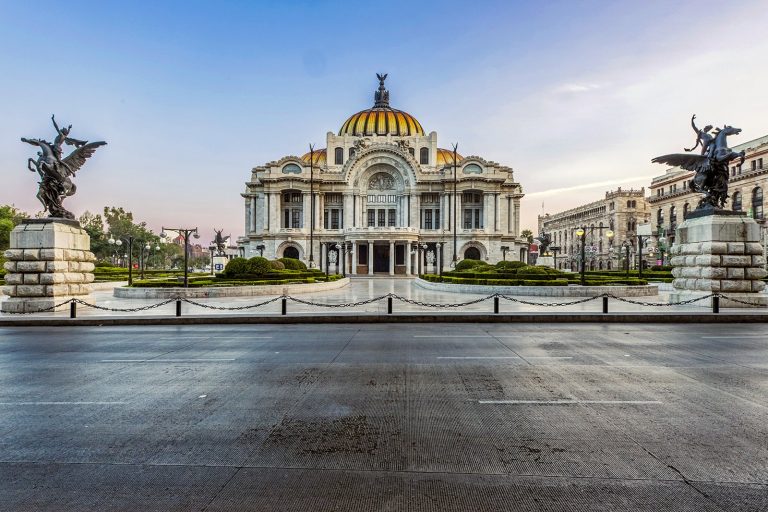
{"left": 101, "top": 206, "right": 162, "bottom": 267}
{"left": 79, "top": 211, "right": 109, "bottom": 261}
{"left": 521, "top": 229, "right": 534, "bottom": 244}
{"left": 0, "top": 205, "right": 29, "bottom": 252}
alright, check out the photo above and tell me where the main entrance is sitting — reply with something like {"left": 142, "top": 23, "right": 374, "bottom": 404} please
{"left": 373, "top": 245, "right": 389, "bottom": 273}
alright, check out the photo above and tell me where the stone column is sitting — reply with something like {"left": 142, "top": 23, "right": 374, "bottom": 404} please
{"left": 494, "top": 193, "right": 499, "bottom": 232}
{"left": 302, "top": 192, "right": 311, "bottom": 231}
{"left": 405, "top": 243, "right": 412, "bottom": 275}
{"left": 250, "top": 196, "right": 257, "bottom": 233}
{"left": 316, "top": 193, "right": 323, "bottom": 233}
{"left": 410, "top": 194, "right": 420, "bottom": 229}
{"left": 343, "top": 193, "right": 353, "bottom": 230}
{"left": 269, "top": 192, "right": 279, "bottom": 232}
{"left": 389, "top": 241, "right": 395, "bottom": 276}
{"left": 514, "top": 202, "right": 521, "bottom": 236}
{"left": 351, "top": 242, "right": 358, "bottom": 275}
{"left": 368, "top": 241, "right": 374, "bottom": 275}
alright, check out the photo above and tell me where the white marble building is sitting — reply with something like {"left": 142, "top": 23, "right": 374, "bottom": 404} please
{"left": 237, "top": 75, "right": 526, "bottom": 275}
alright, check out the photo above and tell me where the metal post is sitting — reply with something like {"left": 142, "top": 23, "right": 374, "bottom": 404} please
{"left": 127, "top": 237, "right": 133, "bottom": 286}
{"left": 281, "top": 297, "right": 287, "bottom": 315}
{"left": 580, "top": 229, "right": 586, "bottom": 286}
{"left": 602, "top": 296, "right": 608, "bottom": 314}
{"left": 712, "top": 295, "right": 720, "bottom": 314}
{"left": 387, "top": 296, "right": 393, "bottom": 314}
{"left": 439, "top": 242, "right": 444, "bottom": 276}
{"left": 638, "top": 237, "right": 644, "bottom": 279}
{"left": 625, "top": 245, "right": 630, "bottom": 278}
{"left": 309, "top": 143, "right": 315, "bottom": 268}
{"left": 175, "top": 300, "right": 181, "bottom": 317}
{"left": 452, "top": 142, "right": 458, "bottom": 265}
{"left": 70, "top": 300, "right": 76, "bottom": 318}
{"left": 494, "top": 296, "right": 499, "bottom": 314}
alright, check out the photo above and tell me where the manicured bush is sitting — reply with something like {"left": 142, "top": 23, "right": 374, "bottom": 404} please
{"left": 270, "top": 260, "right": 286, "bottom": 270}
{"left": 279, "top": 257, "right": 307, "bottom": 271}
{"left": 455, "top": 259, "right": 487, "bottom": 271}
{"left": 495, "top": 260, "right": 527, "bottom": 271}
{"left": 223, "top": 257, "right": 250, "bottom": 277}
{"left": 247, "top": 256, "right": 272, "bottom": 275}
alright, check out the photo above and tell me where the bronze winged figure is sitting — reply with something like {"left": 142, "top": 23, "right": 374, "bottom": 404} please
{"left": 652, "top": 118, "right": 744, "bottom": 210}
{"left": 21, "top": 116, "right": 106, "bottom": 219}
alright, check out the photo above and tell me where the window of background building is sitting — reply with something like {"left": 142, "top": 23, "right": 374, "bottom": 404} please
{"left": 657, "top": 209, "right": 664, "bottom": 227}
{"left": 752, "top": 187, "right": 763, "bottom": 219}
{"left": 732, "top": 192, "right": 742, "bottom": 211}
{"left": 388, "top": 209, "right": 396, "bottom": 227}
{"left": 378, "top": 209, "right": 386, "bottom": 227}
{"left": 759, "top": 158, "right": 764, "bottom": 169}
{"left": 368, "top": 210, "right": 375, "bottom": 227}
{"left": 752, "top": 160, "right": 757, "bottom": 171}
{"left": 334, "top": 147, "right": 343, "bottom": 165}
{"left": 420, "top": 147, "right": 429, "bottom": 165}
{"left": 670, "top": 206, "right": 677, "bottom": 230}
{"left": 683, "top": 203, "right": 690, "bottom": 216}
{"left": 349, "top": 147, "right": 356, "bottom": 159}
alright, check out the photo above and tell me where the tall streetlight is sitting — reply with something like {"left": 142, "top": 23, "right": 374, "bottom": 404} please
{"left": 208, "top": 245, "right": 216, "bottom": 276}
{"left": 140, "top": 242, "right": 151, "bottom": 279}
{"left": 161, "top": 227, "right": 199, "bottom": 288}
{"left": 550, "top": 245, "right": 561, "bottom": 269}
{"left": 308, "top": 143, "right": 315, "bottom": 268}
{"left": 621, "top": 239, "right": 633, "bottom": 277}
{"left": 452, "top": 142, "right": 459, "bottom": 265}
{"left": 575, "top": 227, "right": 587, "bottom": 285}
{"left": 636, "top": 234, "right": 651, "bottom": 278}
{"left": 108, "top": 235, "right": 134, "bottom": 285}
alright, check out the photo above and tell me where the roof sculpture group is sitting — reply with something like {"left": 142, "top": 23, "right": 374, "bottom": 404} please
{"left": 21, "top": 115, "right": 106, "bottom": 220}
{"left": 652, "top": 115, "right": 745, "bottom": 211}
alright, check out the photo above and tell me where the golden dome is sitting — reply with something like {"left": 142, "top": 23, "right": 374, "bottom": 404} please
{"left": 436, "top": 148, "right": 463, "bottom": 166}
{"left": 301, "top": 148, "right": 326, "bottom": 166}
{"left": 339, "top": 74, "right": 425, "bottom": 137}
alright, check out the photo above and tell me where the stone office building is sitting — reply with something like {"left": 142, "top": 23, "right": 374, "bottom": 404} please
{"left": 649, "top": 134, "right": 768, "bottom": 249}
{"left": 237, "top": 76, "right": 526, "bottom": 274}
{"left": 538, "top": 188, "right": 650, "bottom": 270}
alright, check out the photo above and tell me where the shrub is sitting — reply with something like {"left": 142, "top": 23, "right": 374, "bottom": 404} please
{"left": 270, "top": 260, "right": 286, "bottom": 270}
{"left": 247, "top": 256, "right": 272, "bottom": 275}
{"left": 223, "top": 257, "right": 250, "bottom": 277}
{"left": 495, "top": 260, "right": 527, "bottom": 271}
{"left": 455, "top": 259, "right": 486, "bottom": 271}
{"left": 279, "top": 257, "right": 307, "bottom": 271}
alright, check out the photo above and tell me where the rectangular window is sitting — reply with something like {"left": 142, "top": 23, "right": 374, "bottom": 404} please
{"left": 331, "top": 209, "right": 340, "bottom": 229}
{"left": 291, "top": 210, "right": 301, "bottom": 228}
{"left": 378, "top": 209, "right": 386, "bottom": 227}
{"left": 424, "top": 210, "right": 432, "bottom": 229}
{"left": 323, "top": 209, "right": 329, "bottom": 229}
{"left": 388, "top": 209, "right": 396, "bottom": 226}
{"left": 759, "top": 158, "right": 764, "bottom": 169}
{"left": 463, "top": 210, "right": 472, "bottom": 229}
{"left": 474, "top": 209, "right": 481, "bottom": 229}
{"left": 753, "top": 160, "right": 758, "bottom": 171}
{"left": 367, "top": 210, "right": 375, "bottom": 227}
{"left": 435, "top": 209, "right": 440, "bottom": 230}
{"left": 284, "top": 210, "right": 289, "bottom": 228}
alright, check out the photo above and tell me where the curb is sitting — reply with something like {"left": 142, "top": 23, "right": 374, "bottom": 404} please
{"left": 1, "top": 312, "right": 767, "bottom": 326}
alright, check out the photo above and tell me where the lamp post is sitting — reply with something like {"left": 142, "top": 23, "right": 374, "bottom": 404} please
{"left": 140, "top": 242, "right": 151, "bottom": 279}
{"left": 161, "top": 227, "right": 199, "bottom": 288}
{"left": 308, "top": 143, "right": 316, "bottom": 268}
{"left": 208, "top": 245, "right": 216, "bottom": 276}
{"left": 108, "top": 235, "right": 134, "bottom": 285}
{"left": 636, "top": 234, "right": 651, "bottom": 277}
{"left": 575, "top": 227, "right": 586, "bottom": 285}
{"left": 438, "top": 238, "right": 445, "bottom": 276}
{"left": 621, "top": 240, "right": 633, "bottom": 277}
{"left": 500, "top": 245, "right": 509, "bottom": 261}
{"left": 550, "top": 245, "right": 561, "bottom": 269}
{"left": 452, "top": 142, "right": 458, "bottom": 265}
{"left": 420, "top": 243, "right": 428, "bottom": 275}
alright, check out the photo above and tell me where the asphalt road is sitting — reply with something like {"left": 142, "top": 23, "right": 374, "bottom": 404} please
{"left": 1, "top": 323, "right": 767, "bottom": 511}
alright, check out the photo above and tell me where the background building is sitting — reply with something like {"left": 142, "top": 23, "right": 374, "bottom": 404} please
{"left": 538, "top": 188, "right": 650, "bottom": 270}
{"left": 237, "top": 76, "right": 526, "bottom": 274}
{"left": 649, "top": 134, "right": 768, "bottom": 254}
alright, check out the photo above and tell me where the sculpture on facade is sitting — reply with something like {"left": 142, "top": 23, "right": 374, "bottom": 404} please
{"left": 652, "top": 115, "right": 744, "bottom": 210}
{"left": 21, "top": 115, "right": 107, "bottom": 219}
{"left": 212, "top": 229, "right": 230, "bottom": 255}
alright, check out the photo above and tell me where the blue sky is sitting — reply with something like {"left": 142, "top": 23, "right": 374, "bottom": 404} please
{"left": 1, "top": 0, "right": 766, "bottom": 242}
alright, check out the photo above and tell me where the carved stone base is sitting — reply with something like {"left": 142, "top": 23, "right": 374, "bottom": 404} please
{"left": 536, "top": 256, "right": 554, "bottom": 268}
{"left": 669, "top": 213, "right": 767, "bottom": 308}
{"left": 2, "top": 219, "right": 95, "bottom": 313}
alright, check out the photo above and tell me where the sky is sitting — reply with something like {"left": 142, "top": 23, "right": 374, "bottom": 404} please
{"left": 1, "top": 0, "right": 767, "bottom": 243}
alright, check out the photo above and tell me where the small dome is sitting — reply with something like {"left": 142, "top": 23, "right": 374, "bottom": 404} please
{"left": 301, "top": 148, "right": 326, "bottom": 166}
{"left": 339, "top": 74, "right": 424, "bottom": 137}
{"left": 436, "top": 148, "right": 463, "bottom": 166}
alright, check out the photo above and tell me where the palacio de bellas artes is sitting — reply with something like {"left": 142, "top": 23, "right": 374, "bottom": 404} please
{"left": 3, "top": 2, "right": 768, "bottom": 511}
{"left": 238, "top": 74, "right": 526, "bottom": 274}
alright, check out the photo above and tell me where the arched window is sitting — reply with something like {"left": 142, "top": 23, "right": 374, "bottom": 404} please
{"left": 408, "top": 147, "right": 415, "bottom": 157}
{"left": 683, "top": 203, "right": 690, "bottom": 217}
{"left": 349, "top": 147, "right": 356, "bottom": 159}
{"left": 752, "top": 187, "right": 763, "bottom": 219}
{"left": 464, "top": 247, "right": 481, "bottom": 260}
{"left": 657, "top": 209, "right": 664, "bottom": 227}
{"left": 334, "top": 147, "right": 343, "bottom": 165}
{"left": 419, "top": 147, "right": 429, "bottom": 165}
{"left": 282, "top": 163, "right": 302, "bottom": 174}
{"left": 283, "top": 246, "right": 300, "bottom": 259}
{"left": 732, "top": 192, "right": 742, "bottom": 211}
{"left": 627, "top": 200, "right": 632, "bottom": 208}
{"left": 670, "top": 205, "right": 677, "bottom": 230}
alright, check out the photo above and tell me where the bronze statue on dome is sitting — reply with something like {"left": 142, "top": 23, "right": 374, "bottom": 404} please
{"left": 21, "top": 116, "right": 106, "bottom": 219}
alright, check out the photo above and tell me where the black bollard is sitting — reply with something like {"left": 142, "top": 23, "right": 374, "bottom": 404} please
{"left": 712, "top": 295, "right": 720, "bottom": 314}
{"left": 176, "top": 300, "right": 182, "bottom": 317}
{"left": 281, "top": 297, "right": 287, "bottom": 316}
{"left": 602, "top": 296, "right": 608, "bottom": 314}
{"left": 494, "top": 296, "right": 499, "bottom": 314}
{"left": 70, "top": 300, "right": 77, "bottom": 319}
{"left": 387, "top": 296, "right": 393, "bottom": 314}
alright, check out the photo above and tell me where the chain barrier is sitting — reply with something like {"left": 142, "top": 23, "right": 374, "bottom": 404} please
{"left": 2, "top": 291, "right": 768, "bottom": 315}
{"left": 180, "top": 296, "right": 283, "bottom": 311}
{"left": 499, "top": 294, "right": 600, "bottom": 307}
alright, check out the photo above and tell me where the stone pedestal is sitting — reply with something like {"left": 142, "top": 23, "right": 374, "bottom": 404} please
{"left": 2, "top": 219, "right": 96, "bottom": 313}
{"left": 536, "top": 256, "right": 554, "bottom": 268}
{"left": 669, "top": 211, "right": 768, "bottom": 307}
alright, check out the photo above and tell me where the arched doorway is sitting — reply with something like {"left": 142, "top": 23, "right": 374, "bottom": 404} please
{"left": 283, "top": 246, "right": 299, "bottom": 259}
{"left": 464, "top": 247, "right": 481, "bottom": 260}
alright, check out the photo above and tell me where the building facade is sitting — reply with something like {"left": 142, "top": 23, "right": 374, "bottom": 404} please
{"left": 649, "top": 134, "right": 768, "bottom": 251}
{"left": 237, "top": 76, "right": 526, "bottom": 274}
{"left": 538, "top": 188, "right": 650, "bottom": 270}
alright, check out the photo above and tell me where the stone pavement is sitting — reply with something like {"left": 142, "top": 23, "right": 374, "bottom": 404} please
{"left": 1, "top": 278, "right": 759, "bottom": 319}
{"left": 1, "top": 323, "right": 766, "bottom": 510}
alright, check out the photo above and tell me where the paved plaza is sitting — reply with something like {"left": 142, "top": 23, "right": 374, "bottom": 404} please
{"left": 1, "top": 322, "right": 767, "bottom": 510}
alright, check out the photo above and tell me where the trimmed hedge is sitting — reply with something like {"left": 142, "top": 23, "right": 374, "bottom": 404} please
{"left": 130, "top": 274, "right": 343, "bottom": 288}
{"left": 279, "top": 257, "right": 307, "bottom": 271}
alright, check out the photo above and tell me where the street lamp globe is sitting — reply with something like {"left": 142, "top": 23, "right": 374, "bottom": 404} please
{"left": 605, "top": 229, "right": 614, "bottom": 240}
{"left": 154, "top": 245, "right": 160, "bottom": 251}
{"left": 115, "top": 239, "right": 123, "bottom": 247}
{"left": 576, "top": 228, "right": 585, "bottom": 237}
{"left": 108, "top": 237, "right": 115, "bottom": 245}
{"left": 144, "top": 243, "right": 151, "bottom": 251}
